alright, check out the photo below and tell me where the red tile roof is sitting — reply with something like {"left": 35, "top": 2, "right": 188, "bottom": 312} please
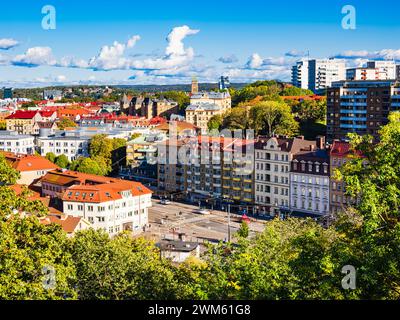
{"left": 42, "top": 169, "right": 152, "bottom": 203}
{"left": 2, "top": 152, "right": 60, "bottom": 172}
{"left": 39, "top": 111, "right": 56, "bottom": 118}
{"left": 39, "top": 214, "right": 86, "bottom": 234}
{"left": 6, "top": 110, "right": 39, "bottom": 120}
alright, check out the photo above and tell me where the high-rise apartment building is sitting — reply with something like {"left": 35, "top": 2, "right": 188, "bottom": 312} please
{"left": 291, "top": 60, "right": 309, "bottom": 90}
{"left": 308, "top": 59, "right": 346, "bottom": 93}
{"left": 292, "top": 59, "right": 346, "bottom": 93}
{"left": 327, "top": 80, "right": 400, "bottom": 142}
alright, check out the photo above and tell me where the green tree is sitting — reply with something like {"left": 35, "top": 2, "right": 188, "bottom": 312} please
{"left": 57, "top": 117, "right": 77, "bottom": 130}
{"left": 0, "top": 215, "right": 77, "bottom": 299}
{"left": 0, "top": 153, "right": 20, "bottom": 185}
{"left": 335, "top": 112, "right": 400, "bottom": 299}
{"left": 207, "top": 114, "right": 223, "bottom": 131}
{"left": 55, "top": 154, "right": 70, "bottom": 168}
{"left": 45, "top": 152, "right": 56, "bottom": 163}
{"left": 89, "top": 134, "right": 113, "bottom": 159}
{"left": 254, "top": 101, "right": 299, "bottom": 137}
{"left": 292, "top": 99, "right": 327, "bottom": 123}
{"left": 71, "top": 230, "right": 181, "bottom": 299}
{"left": 70, "top": 157, "right": 106, "bottom": 176}
{"left": 281, "top": 86, "right": 314, "bottom": 97}
{"left": 237, "top": 221, "right": 249, "bottom": 238}
{"left": 222, "top": 107, "right": 250, "bottom": 130}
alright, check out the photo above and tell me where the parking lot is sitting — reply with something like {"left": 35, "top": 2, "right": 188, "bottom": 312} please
{"left": 143, "top": 200, "right": 267, "bottom": 247}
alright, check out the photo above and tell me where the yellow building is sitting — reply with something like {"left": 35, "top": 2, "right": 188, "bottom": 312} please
{"left": 185, "top": 90, "right": 231, "bottom": 133}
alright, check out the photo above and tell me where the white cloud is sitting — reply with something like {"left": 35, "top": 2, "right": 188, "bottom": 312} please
{"left": 129, "top": 25, "right": 199, "bottom": 71}
{"left": 56, "top": 75, "right": 67, "bottom": 82}
{"left": 218, "top": 54, "right": 239, "bottom": 64}
{"left": 285, "top": 50, "right": 305, "bottom": 57}
{"left": 127, "top": 35, "right": 141, "bottom": 48}
{"left": 88, "top": 35, "right": 140, "bottom": 70}
{"left": 246, "top": 53, "right": 263, "bottom": 69}
{"left": 334, "top": 49, "right": 400, "bottom": 61}
{"left": 58, "top": 56, "right": 89, "bottom": 68}
{"left": 0, "top": 38, "right": 19, "bottom": 50}
{"left": 12, "top": 47, "right": 56, "bottom": 67}
{"left": 165, "top": 25, "right": 199, "bottom": 56}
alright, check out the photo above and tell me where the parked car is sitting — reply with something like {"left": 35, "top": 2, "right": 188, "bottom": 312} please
{"left": 160, "top": 199, "right": 171, "bottom": 205}
{"left": 193, "top": 208, "right": 211, "bottom": 215}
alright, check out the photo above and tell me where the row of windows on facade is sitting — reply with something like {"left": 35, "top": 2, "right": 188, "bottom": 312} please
{"left": 256, "top": 162, "right": 289, "bottom": 172}
{"left": 256, "top": 174, "right": 289, "bottom": 184}
{"left": 67, "top": 204, "right": 146, "bottom": 216}
{"left": 292, "top": 186, "right": 329, "bottom": 198}
{"left": 256, "top": 184, "right": 289, "bottom": 196}
{"left": 256, "top": 196, "right": 288, "bottom": 207}
{"left": 0, "top": 147, "right": 32, "bottom": 153}
{"left": 293, "top": 162, "right": 328, "bottom": 174}
{"left": 256, "top": 152, "right": 289, "bottom": 162}
{"left": 44, "top": 142, "right": 85, "bottom": 147}
{"left": 292, "top": 199, "right": 328, "bottom": 212}
{"left": 43, "top": 148, "right": 83, "bottom": 154}
{"left": 292, "top": 175, "right": 329, "bottom": 185}
{"left": 0, "top": 141, "right": 32, "bottom": 146}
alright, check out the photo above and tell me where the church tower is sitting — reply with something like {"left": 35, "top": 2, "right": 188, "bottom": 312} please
{"left": 191, "top": 76, "right": 199, "bottom": 94}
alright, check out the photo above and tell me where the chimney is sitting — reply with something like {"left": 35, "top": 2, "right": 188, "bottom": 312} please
{"left": 316, "top": 135, "right": 326, "bottom": 150}
{"left": 297, "top": 135, "right": 304, "bottom": 140}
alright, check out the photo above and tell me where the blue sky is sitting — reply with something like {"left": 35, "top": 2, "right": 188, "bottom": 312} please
{"left": 1, "top": 0, "right": 400, "bottom": 87}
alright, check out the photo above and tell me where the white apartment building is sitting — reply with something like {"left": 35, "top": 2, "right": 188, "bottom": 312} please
{"left": 254, "top": 136, "right": 317, "bottom": 215}
{"left": 367, "top": 60, "right": 396, "bottom": 80}
{"left": 39, "top": 134, "right": 90, "bottom": 161}
{"left": 289, "top": 150, "right": 330, "bottom": 216}
{"left": 291, "top": 60, "right": 309, "bottom": 90}
{"left": 41, "top": 170, "right": 152, "bottom": 236}
{"left": 346, "top": 67, "right": 381, "bottom": 81}
{"left": 308, "top": 59, "right": 346, "bottom": 93}
{"left": 0, "top": 131, "right": 34, "bottom": 154}
{"left": 293, "top": 59, "right": 346, "bottom": 93}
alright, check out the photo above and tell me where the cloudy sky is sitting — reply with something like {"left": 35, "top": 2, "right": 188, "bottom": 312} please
{"left": 1, "top": 0, "right": 400, "bottom": 87}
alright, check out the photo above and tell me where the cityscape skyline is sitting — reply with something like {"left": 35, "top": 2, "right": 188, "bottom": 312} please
{"left": 1, "top": 0, "right": 400, "bottom": 87}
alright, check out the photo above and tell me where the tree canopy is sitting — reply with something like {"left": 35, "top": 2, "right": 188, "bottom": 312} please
{"left": 57, "top": 117, "right": 77, "bottom": 130}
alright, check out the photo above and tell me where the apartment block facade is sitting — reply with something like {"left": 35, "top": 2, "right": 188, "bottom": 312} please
{"left": 41, "top": 170, "right": 152, "bottom": 236}
{"left": 290, "top": 148, "right": 330, "bottom": 216}
{"left": 327, "top": 80, "right": 400, "bottom": 142}
{"left": 292, "top": 59, "right": 346, "bottom": 93}
{"left": 254, "top": 136, "right": 317, "bottom": 215}
{"left": 184, "top": 137, "right": 254, "bottom": 204}
{"left": 0, "top": 131, "right": 35, "bottom": 154}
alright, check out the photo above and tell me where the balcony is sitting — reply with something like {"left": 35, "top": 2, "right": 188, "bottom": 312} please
{"left": 340, "top": 109, "right": 367, "bottom": 114}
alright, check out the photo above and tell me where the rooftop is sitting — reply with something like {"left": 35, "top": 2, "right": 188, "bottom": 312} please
{"left": 2, "top": 152, "right": 60, "bottom": 172}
